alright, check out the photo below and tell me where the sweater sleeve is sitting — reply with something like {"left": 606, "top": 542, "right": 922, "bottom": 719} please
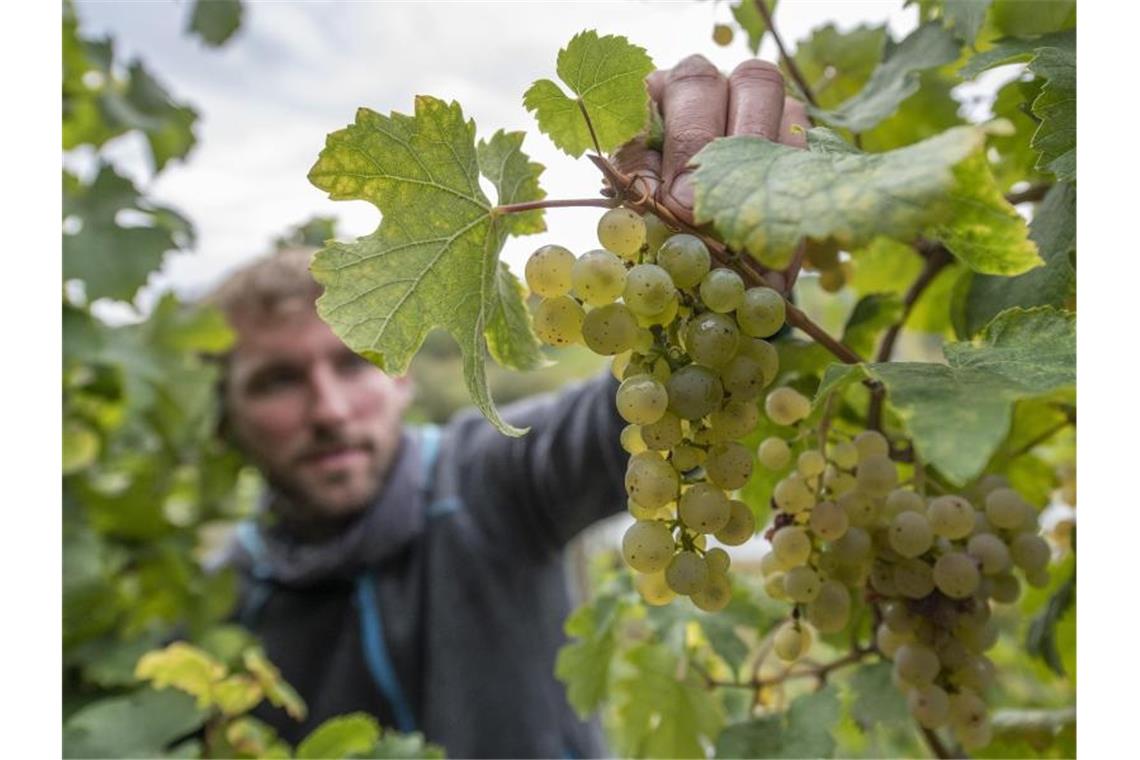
{"left": 441, "top": 370, "right": 629, "bottom": 559}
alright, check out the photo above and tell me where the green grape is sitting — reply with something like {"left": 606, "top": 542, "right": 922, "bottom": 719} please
{"left": 1024, "top": 565, "right": 1050, "bottom": 588}
{"left": 705, "top": 442, "right": 754, "bottom": 490}
{"left": 773, "top": 475, "right": 815, "bottom": 514}
{"left": 679, "top": 483, "right": 731, "bottom": 533}
{"left": 611, "top": 351, "right": 632, "bottom": 381}
{"left": 894, "top": 557, "right": 935, "bottom": 599}
{"left": 571, "top": 249, "right": 626, "bottom": 306}
{"left": 889, "top": 511, "right": 934, "bottom": 558}
{"left": 665, "top": 551, "right": 709, "bottom": 595}
{"left": 657, "top": 234, "right": 711, "bottom": 288}
{"left": 955, "top": 617, "right": 998, "bottom": 655}
{"left": 855, "top": 454, "right": 898, "bottom": 497}
{"left": 714, "top": 499, "right": 756, "bottom": 546}
{"left": 1009, "top": 532, "right": 1050, "bottom": 573}
{"left": 708, "top": 398, "right": 759, "bottom": 440}
{"left": 684, "top": 312, "right": 739, "bottom": 367}
{"left": 884, "top": 488, "right": 925, "bottom": 518}
{"left": 806, "top": 580, "right": 851, "bottom": 633}
{"left": 988, "top": 572, "right": 1021, "bottom": 604}
{"left": 632, "top": 328, "right": 654, "bottom": 353}
{"left": 818, "top": 267, "right": 846, "bottom": 292}
{"left": 643, "top": 213, "right": 671, "bottom": 256}
{"left": 719, "top": 354, "right": 765, "bottom": 399}
{"left": 623, "top": 264, "right": 675, "bottom": 315}
{"left": 984, "top": 487, "right": 1027, "bottom": 530}
{"left": 640, "top": 411, "right": 683, "bottom": 450}
{"left": 771, "top": 526, "right": 811, "bottom": 568}
{"left": 908, "top": 684, "right": 950, "bottom": 729}
{"left": 869, "top": 562, "right": 898, "bottom": 596}
{"left": 876, "top": 622, "right": 912, "bottom": 659}
{"left": 838, "top": 490, "right": 879, "bottom": 528}
{"left": 928, "top": 495, "right": 976, "bottom": 539}
{"left": 966, "top": 533, "right": 1011, "bottom": 575}
{"left": 935, "top": 636, "right": 970, "bottom": 671}
{"left": 666, "top": 365, "right": 724, "bottom": 420}
{"left": 533, "top": 295, "right": 585, "bottom": 346}
{"left": 797, "top": 450, "right": 826, "bottom": 479}
{"left": 783, "top": 565, "right": 823, "bottom": 603}
{"left": 949, "top": 690, "right": 991, "bottom": 750}
{"left": 699, "top": 268, "right": 745, "bottom": 313}
{"left": 625, "top": 451, "right": 680, "bottom": 509}
{"left": 809, "top": 500, "right": 849, "bottom": 541}
{"left": 691, "top": 569, "right": 732, "bottom": 611}
{"left": 705, "top": 547, "right": 731, "bottom": 574}
{"left": 823, "top": 465, "right": 857, "bottom": 497}
{"left": 670, "top": 444, "right": 706, "bottom": 473}
{"left": 621, "top": 520, "right": 675, "bottom": 573}
{"left": 620, "top": 424, "right": 647, "bottom": 455}
{"left": 597, "top": 207, "right": 646, "bottom": 260}
{"left": 616, "top": 375, "right": 669, "bottom": 425}
{"left": 582, "top": 303, "right": 639, "bottom": 355}
{"left": 635, "top": 292, "right": 679, "bottom": 328}
{"left": 735, "top": 338, "right": 779, "bottom": 387}
{"left": 759, "top": 549, "right": 783, "bottom": 577}
{"left": 764, "top": 387, "right": 811, "bottom": 426}
{"left": 525, "top": 244, "right": 575, "bottom": 298}
{"left": 736, "top": 287, "right": 785, "bottom": 337}
{"left": 831, "top": 526, "right": 871, "bottom": 565}
{"left": 773, "top": 621, "right": 811, "bottom": 662}
{"left": 757, "top": 437, "right": 791, "bottom": 470}
{"left": 627, "top": 497, "right": 668, "bottom": 521}
{"left": 829, "top": 440, "right": 859, "bottom": 470}
{"left": 853, "top": 430, "right": 890, "bottom": 460}
{"left": 933, "top": 552, "right": 981, "bottom": 599}
{"left": 893, "top": 643, "right": 940, "bottom": 686}
{"left": 635, "top": 569, "right": 676, "bottom": 606}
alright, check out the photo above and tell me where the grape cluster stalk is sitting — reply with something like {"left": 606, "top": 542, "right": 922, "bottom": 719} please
{"left": 758, "top": 428, "right": 1052, "bottom": 750}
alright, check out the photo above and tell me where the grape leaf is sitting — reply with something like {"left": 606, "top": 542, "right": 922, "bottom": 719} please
{"left": 372, "top": 731, "right": 446, "bottom": 759}
{"left": 135, "top": 642, "right": 226, "bottom": 709}
{"left": 861, "top": 70, "right": 964, "bottom": 152}
{"left": 811, "top": 23, "right": 961, "bottom": 134}
{"left": 187, "top": 0, "right": 243, "bottom": 48}
{"left": 1026, "top": 562, "right": 1076, "bottom": 676}
{"left": 957, "top": 30, "right": 1075, "bottom": 79}
{"left": 990, "top": 0, "right": 1075, "bottom": 37}
{"left": 555, "top": 595, "right": 623, "bottom": 717}
{"left": 1027, "top": 45, "right": 1075, "bottom": 182}
{"left": 63, "top": 687, "right": 207, "bottom": 759}
{"left": 988, "top": 78, "right": 1048, "bottom": 190}
{"left": 63, "top": 166, "right": 194, "bottom": 303}
{"left": 225, "top": 717, "right": 291, "bottom": 759}
{"left": 691, "top": 124, "right": 999, "bottom": 269}
{"left": 296, "top": 713, "right": 381, "bottom": 760}
{"left": 931, "top": 151, "right": 1041, "bottom": 275}
{"left": 848, "top": 662, "right": 909, "bottom": 728}
{"left": 731, "top": 0, "right": 777, "bottom": 54}
{"left": 816, "top": 306, "right": 1074, "bottom": 484}
{"left": 715, "top": 686, "right": 840, "bottom": 758}
{"left": 615, "top": 644, "right": 724, "bottom": 759}
{"left": 786, "top": 24, "right": 887, "bottom": 111}
{"left": 118, "top": 60, "right": 199, "bottom": 172}
{"left": 941, "top": 0, "right": 992, "bottom": 44}
{"left": 964, "top": 182, "right": 1075, "bottom": 336}
{"left": 244, "top": 648, "right": 307, "bottom": 721}
{"left": 308, "top": 97, "right": 547, "bottom": 436}
{"left": 523, "top": 31, "right": 654, "bottom": 158}
{"left": 213, "top": 675, "right": 264, "bottom": 716}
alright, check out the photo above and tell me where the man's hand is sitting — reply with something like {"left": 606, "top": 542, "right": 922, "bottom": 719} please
{"left": 614, "top": 55, "right": 810, "bottom": 227}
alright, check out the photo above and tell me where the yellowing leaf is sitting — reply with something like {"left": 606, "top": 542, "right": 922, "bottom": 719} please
{"left": 212, "top": 675, "right": 264, "bottom": 716}
{"left": 243, "top": 648, "right": 307, "bottom": 721}
{"left": 135, "top": 642, "right": 226, "bottom": 709}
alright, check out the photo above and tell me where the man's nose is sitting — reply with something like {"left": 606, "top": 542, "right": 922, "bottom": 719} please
{"left": 308, "top": 365, "right": 351, "bottom": 425}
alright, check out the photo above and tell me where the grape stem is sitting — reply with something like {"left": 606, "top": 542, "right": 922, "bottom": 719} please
{"left": 919, "top": 725, "right": 958, "bottom": 760}
{"left": 753, "top": 0, "right": 819, "bottom": 108}
{"left": 586, "top": 154, "right": 866, "bottom": 367}
{"left": 782, "top": 240, "right": 808, "bottom": 295}
{"left": 494, "top": 197, "right": 617, "bottom": 214}
{"left": 577, "top": 98, "right": 604, "bottom": 157}
{"left": 693, "top": 645, "right": 875, "bottom": 692}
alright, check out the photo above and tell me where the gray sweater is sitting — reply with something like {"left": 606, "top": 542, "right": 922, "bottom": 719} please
{"left": 225, "top": 372, "right": 627, "bottom": 758}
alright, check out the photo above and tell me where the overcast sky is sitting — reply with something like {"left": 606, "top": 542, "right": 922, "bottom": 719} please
{"left": 71, "top": 1, "right": 924, "bottom": 305}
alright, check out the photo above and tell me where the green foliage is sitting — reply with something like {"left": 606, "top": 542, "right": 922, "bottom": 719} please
{"left": 556, "top": 596, "right": 625, "bottom": 717}
{"left": 715, "top": 687, "right": 840, "bottom": 758}
{"left": 308, "top": 98, "right": 546, "bottom": 436}
{"left": 188, "top": 0, "right": 244, "bottom": 47}
{"left": 730, "top": 0, "right": 776, "bottom": 54}
{"left": 295, "top": 714, "right": 381, "bottom": 759}
{"left": 848, "top": 662, "right": 910, "bottom": 728}
{"left": 62, "top": 687, "right": 208, "bottom": 759}
{"left": 787, "top": 24, "right": 887, "bottom": 111}
{"left": 1026, "top": 561, "right": 1076, "bottom": 676}
{"left": 1026, "top": 43, "right": 1076, "bottom": 182}
{"left": 274, "top": 215, "right": 340, "bottom": 251}
{"left": 523, "top": 31, "right": 654, "bottom": 158}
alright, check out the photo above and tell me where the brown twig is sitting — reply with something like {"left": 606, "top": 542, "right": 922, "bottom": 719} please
{"left": 919, "top": 725, "right": 959, "bottom": 760}
{"left": 754, "top": 0, "right": 818, "bottom": 108}
{"left": 1005, "top": 182, "right": 1052, "bottom": 205}
{"left": 876, "top": 242, "right": 954, "bottom": 364}
{"left": 782, "top": 240, "right": 808, "bottom": 295}
{"left": 495, "top": 197, "right": 616, "bottom": 215}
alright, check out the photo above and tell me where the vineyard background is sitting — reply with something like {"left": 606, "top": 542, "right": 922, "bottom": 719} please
{"left": 23, "top": 0, "right": 1128, "bottom": 757}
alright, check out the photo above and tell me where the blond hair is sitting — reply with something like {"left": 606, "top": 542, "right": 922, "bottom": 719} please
{"left": 206, "top": 246, "right": 323, "bottom": 323}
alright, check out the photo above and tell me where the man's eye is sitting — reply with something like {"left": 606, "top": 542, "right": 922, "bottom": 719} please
{"left": 249, "top": 369, "right": 301, "bottom": 395}
{"left": 337, "top": 352, "right": 371, "bottom": 374}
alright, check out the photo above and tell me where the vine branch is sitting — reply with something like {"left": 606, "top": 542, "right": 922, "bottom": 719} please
{"left": 919, "top": 725, "right": 956, "bottom": 760}
{"left": 495, "top": 197, "right": 617, "bottom": 215}
{"left": 754, "top": 0, "right": 818, "bottom": 108}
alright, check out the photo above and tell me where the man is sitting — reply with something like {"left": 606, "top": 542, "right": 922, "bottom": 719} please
{"left": 213, "top": 56, "right": 807, "bottom": 758}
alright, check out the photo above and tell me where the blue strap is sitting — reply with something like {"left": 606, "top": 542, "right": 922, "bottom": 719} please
{"left": 418, "top": 424, "right": 442, "bottom": 487}
{"left": 236, "top": 521, "right": 274, "bottom": 580}
{"left": 354, "top": 573, "right": 417, "bottom": 732}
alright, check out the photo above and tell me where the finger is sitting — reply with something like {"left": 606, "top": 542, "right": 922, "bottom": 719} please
{"left": 612, "top": 135, "right": 662, "bottom": 200}
{"left": 726, "top": 60, "right": 786, "bottom": 140}
{"left": 779, "top": 96, "right": 811, "bottom": 149}
{"left": 661, "top": 55, "right": 728, "bottom": 218}
{"left": 647, "top": 70, "right": 667, "bottom": 106}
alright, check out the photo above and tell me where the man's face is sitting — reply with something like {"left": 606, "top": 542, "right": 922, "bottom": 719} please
{"left": 223, "top": 303, "right": 412, "bottom": 521}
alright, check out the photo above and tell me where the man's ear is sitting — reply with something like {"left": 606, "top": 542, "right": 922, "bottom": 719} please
{"left": 393, "top": 374, "right": 416, "bottom": 412}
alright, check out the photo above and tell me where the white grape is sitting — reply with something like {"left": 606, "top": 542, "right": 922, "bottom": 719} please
{"left": 809, "top": 500, "right": 849, "bottom": 541}
{"left": 623, "top": 264, "right": 675, "bottom": 315}
{"left": 714, "top": 500, "right": 756, "bottom": 546}
{"left": 699, "top": 268, "right": 745, "bottom": 313}
{"left": 525, "top": 244, "right": 575, "bottom": 298}
{"left": 571, "top": 249, "right": 626, "bottom": 306}
{"left": 533, "top": 295, "right": 584, "bottom": 346}
{"left": 933, "top": 552, "right": 981, "bottom": 599}
{"left": 625, "top": 451, "right": 680, "bottom": 509}
{"left": 765, "top": 387, "right": 811, "bottom": 426}
{"left": 771, "top": 526, "right": 812, "bottom": 568}
{"left": 615, "top": 375, "right": 668, "bottom": 425}
{"left": 737, "top": 287, "right": 785, "bottom": 338}
{"left": 679, "top": 483, "right": 731, "bottom": 534}
{"left": 757, "top": 437, "right": 791, "bottom": 470}
{"left": 927, "top": 495, "right": 976, "bottom": 539}
{"left": 889, "top": 511, "right": 934, "bottom": 558}
{"left": 657, "top": 234, "right": 711, "bottom": 288}
{"left": 665, "top": 550, "right": 708, "bottom": 595}
{"left": 597, "top": 207, "right": 646, "bottom": 260}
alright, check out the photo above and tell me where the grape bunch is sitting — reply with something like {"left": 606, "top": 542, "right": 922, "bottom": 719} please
{"left": 756, "top": 425, "right": 1052, "bottom": 750}
{"left": 526, "top": 207, "right": 784, "bottom": 612}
